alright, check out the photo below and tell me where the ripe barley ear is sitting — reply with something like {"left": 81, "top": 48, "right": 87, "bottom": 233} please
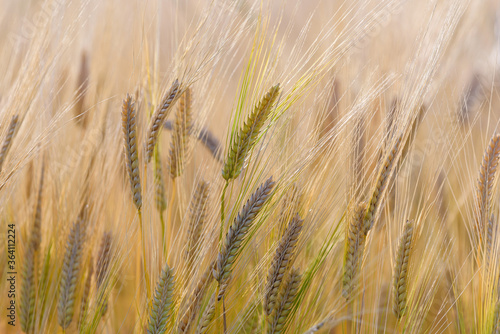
{"left": 169, "top": 87, "right": 192, "bottom": 178}
{"left": 185, "top": 180, "right": 210, "bottom": 269}
{"left": 0, "top": 115, "right": 19, "bottom": 172}
{"left": 392, "top": 220, "right": 414, "bottom": 319}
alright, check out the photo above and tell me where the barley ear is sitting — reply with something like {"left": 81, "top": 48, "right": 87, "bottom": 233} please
{"left": 58, "top": 213, "right": 87, "bottom": 329}
{"left": 222, "top": 84, "right": 280, "bottom": 181}
{"left": 122, "top": 94, "right": 142, "bottom": 211}
{"left": 392, "top": 220, "right": 414, "bottom": 319}
{"left": 264, "top": 214, "right": 303, "bottom": 315}
{"left": 214, "top": 177, "right": 275, "bottom": 300}
{"left": 194, "top": 292, "right": 216, "bottom": 334}
{"left": 146, "top": 263, "right": 175, "bottom": 334}
{"left": 78, "top": 256, "right": 93, "bottom": 329}
{"left": 0, "top": 115, "right": 19, "bottom": 173}
{"left": 267, "top": 268, "right": 302, "bottom": 334}
{"left": 185, "top": 180, "right": 210, "bottom": 268}
{"left": 96, "top": 232, "right": 112, "bottom": 315}
{"left": 342, "top": 202, "right": 366, "bottom": 299}
{"left": 169, "top": 87, "right": 192, "bottom": 178}
{"left": 145, "top": 79, "right": 180, "bottom": 163}
{"left": 19, "top": 244, "right": 36, "bottom": 333}
{"left": 475, "top": 133, "right": 500, "bottom": 246}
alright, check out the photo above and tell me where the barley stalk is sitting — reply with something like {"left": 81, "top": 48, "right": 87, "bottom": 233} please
{"left": 146, "top": 263, "right": 175, "bottom": 334}
{"left": 145, "top": 79, "right": 180, "bottom": 163}
{"left": 265, "top": 214, "right": 304, "bottom": 315}
{"left": 393, "top": 220, "right": 414, "bottom": 319}
{"left": 214, "top": 177, "right": 275, "bottom": 300}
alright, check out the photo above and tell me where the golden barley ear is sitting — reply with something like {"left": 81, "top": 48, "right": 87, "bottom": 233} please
{"left": 475, "top": 133, "right": 500, "bottom": 246}
{"left": 96, "top": 232, "right": 112, "bottom": 315}
{"left": 222, "top": 84, "right": 280, "bottom": 181}
{"left": 392, "top": 220, "right": 414, "bottom": 319}
{"left": 169, "top": 87, "right": 193, "bottom": 178}
{"left": 145, "top": 79, "right": 180, "bottom": 163}
{"left": 178, "top": 262, "right": 214, "bottom": 333}
{"left": 154, "top": 151, "right": 167, "bottom": 213}
{"left": 58, "top": 211, "right": 87, "bottom": 329}
{"left": 214, "top": 177, "right": 275, "bottom": 300}
{"left": 122, "top": 94, "right": 142, "bottom": 211}
{"left": 0, "top": 114, "right": 19, "bottom": 173}
{"left": 146, "top": 262, "right": 175, "bottom": 334}
{"left": 19, "top": 244, "right": 36, "bottom": 333}
{"left": 194, "top": 292, "right": 216, "bottom": 334}
{"left": 342, "top": 202, "right": 367, "bottom": 299}
{"left": 265, "top": 214, "right": 304, "bottom": 315}
{"left": 185, "top": 180, "right": 210, "bottom": 268}
{"left": 267, "top": 267, "right": 302, "bottom": 334}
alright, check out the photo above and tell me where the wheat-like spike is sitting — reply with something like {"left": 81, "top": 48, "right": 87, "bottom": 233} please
{"left": 169, "top": 87, "right": 192, "bottom": 178}
{"left": 58, "top": 213, "right": 86, "bottom": 329}
{"left": 96, "top": 232, "right": 112, "bottom": 315}
{"left": 178, "top": 262, "right": 214, "bottom": 333}
{"left": 19, "top": 244, "right": 36, "bottom": 333}
{"left": 213, "top": 177, "right": 275, "bottom": 299}
{"left": 146, "top": 263, "right": 175, "bottom": 334}
{"left": 222, "top": 84, "right": 280, "bottom": 181}
{"left": 185, "top": 180, "right": 210, "bottom": 266}
{"left": 267, "top": 268, "right": 302, "bottom": 334}
{"left": 363, "top": 135, "right": 401, "bottom": 233}
{"left": 78, "top": 256, "right": 93, "bottom": 329}
{"left": 155, "top": 152, "right": 167, "bottom": 213}
{"left": 194, "top": 292, "right": 216, "bottom": 334}
{"left": 264, "top": 214, "right": 304, "bottom": 315}
{"left": 476, "top": 133, "right": 500, "bottom": 244}
{"left": 276, "top": 184, "right": 302, "bottom": 238}
{"left": 393, "top": 220, "right": 414, "bottom": 319}
{"left": 342, "top": 202, "right": 367, "bottom": 299}
{"left": 145, "top": 79, "right": 180, "bottom": 163}
{"left": 31, "top": 164, "right": 45, "bottom": 251}
{"left": 0, "top": 115, "right": 19, "bottom": 173}
{"left": 122, "top": 94, "right": 142, "bottom": 211}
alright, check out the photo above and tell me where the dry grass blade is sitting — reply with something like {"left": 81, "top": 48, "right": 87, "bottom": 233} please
{"left": 393, "top": 220, "right": 414, "bottom": 319}
{"left": 222, "top": 84, "right": 280, "bottom": 181}
{"left": 145, "top": 79, "right": 180, "bottom": 163}
{"left": 267, "top": 267, "right": 302, "bottom": 334}
{"left": 264, "top": 214, "right": 304, "bottom": 315}
{"left": 122, "top": 94, "right": 142, "bottom": 211}
{"left": 476, "top": 133, "right": 500, "bottom": 245}
{"left": 146, "top": 263, "right": 175, "bottom": 334}
{"left": 169, "top": 87, "right": 192, "bottom": 178}
{"left": 214, "top": 177, "right": 275, "bottom": 300}
{"left": 0, "top": 115, "right": 19, "bottom": 173}
{"left": 342, "top": 202, "right": 366, "bottom": 299}
{"left": 57, "top": 211, "right": 87, "bottom": 329}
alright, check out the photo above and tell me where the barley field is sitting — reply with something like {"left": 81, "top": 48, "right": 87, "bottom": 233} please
{"left": 0, "top": 0, "right": 500, "bottom": 333}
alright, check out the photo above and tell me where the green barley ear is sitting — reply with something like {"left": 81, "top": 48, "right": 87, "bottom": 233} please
{"left": 214, "top": 177, "right": 275, "bottom": 299}
{"left": 185, "top": 180, "right": 210, "bottom": 268}
{"left": 267, "top": 268, "right": 302, "bottom": 334}
{"left": 342, "top": 202, "right": 366, "bottom": 299}
{"left": 265, "top": 214, "right": 304, "bottom": 315}
{"left": 0, "top": 114, "right": 19, "bottom": 173}
{"left": 392, "top": 220, "right": 414, "bottom": 319}
{"left": 169, "top": 87, "right": 192, "bottom": 178}
{"left": 222, "top": 84, "right": 280, "bottom": 181}
{"left": 58, "top": 212, "right": 87, "bottom": 329}
{"left": 122, "top": 94, "right": 142, "bottom": 211}
{"left": 145, "top": 79, "right": 180, "bottom": 163}
{"left": 146, "top": 262, "right": 175, "bottom": 334}
{"left": 475, "top": 133, "right": 500, "bottom": 246}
